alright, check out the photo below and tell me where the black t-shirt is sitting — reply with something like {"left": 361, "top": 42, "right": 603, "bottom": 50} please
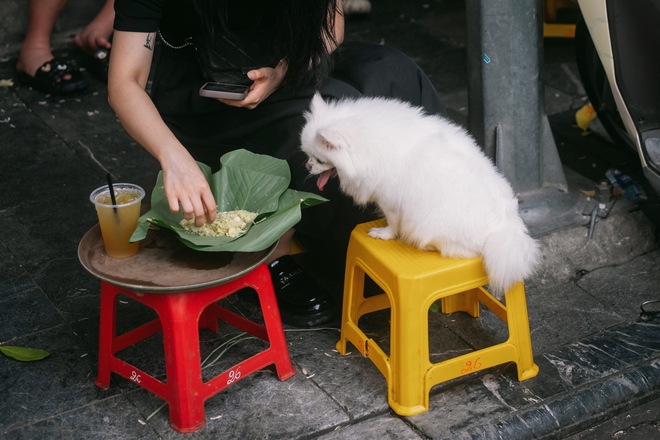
{"left": 114, "top": 0, "right": 225, "bottom": 139}
{"left": 114, "top": 0, "right": 277, "bottom": 49}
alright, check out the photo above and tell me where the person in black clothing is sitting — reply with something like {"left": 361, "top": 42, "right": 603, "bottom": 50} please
{"left": 108, "top": 0, "right": 446, "bottom": 327}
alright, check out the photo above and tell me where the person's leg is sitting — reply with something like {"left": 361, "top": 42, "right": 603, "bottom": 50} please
{"left": 74, "top": 0, "right": 114, "bottom": 54}
{"left": 17, "top": 0, "right": 69, "bottom": 77}
{"left": 330, "top": 41, "right": 447, "bottom": 117}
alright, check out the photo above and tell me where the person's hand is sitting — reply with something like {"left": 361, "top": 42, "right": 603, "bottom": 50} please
{"left": 161, "top": 152, "right": 217, "bottom": 227}
{"left": 75, "top": 31, "right": 112, "bottom": 54}
{"left": 217, "top": 59, "right": 287, "bottom": 109}
{"left": 74, "top": 3, "right": 115, "bottom": 54}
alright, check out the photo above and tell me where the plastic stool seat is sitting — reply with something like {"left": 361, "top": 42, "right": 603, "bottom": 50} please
{"left": 79, "top": 225, "right": 295, "bottom": 433}
{"left": 336, "top": 220, "right": 538, "bottom": 416}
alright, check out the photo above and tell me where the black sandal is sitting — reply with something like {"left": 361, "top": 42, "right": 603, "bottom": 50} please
{"left": 17, "top": 58, "right": 87, "bottom": 95}
{"left": 268, "top": 255, "right": 339, "bottom": 328}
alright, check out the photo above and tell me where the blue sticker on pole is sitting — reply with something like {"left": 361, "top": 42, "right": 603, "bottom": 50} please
{"left": 483, "top": 54, "right": 491, "bottom": 63}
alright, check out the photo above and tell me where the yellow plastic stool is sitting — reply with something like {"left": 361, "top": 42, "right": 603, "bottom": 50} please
{"left": 336, "top": 220, "right": 539, "bottom": 416}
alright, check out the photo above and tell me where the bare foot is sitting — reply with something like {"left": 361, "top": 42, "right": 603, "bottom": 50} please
{"left": 16, "top": 46, "right": 72, "bottom": 82}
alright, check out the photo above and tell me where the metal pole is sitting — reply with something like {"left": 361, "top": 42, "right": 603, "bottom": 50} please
{"left": 466, "top": 0, "right": 567, "bottom": 195}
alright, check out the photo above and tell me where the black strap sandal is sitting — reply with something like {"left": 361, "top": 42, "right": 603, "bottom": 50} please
{"left": 17, "top": 58, "right": 87, "bottom": 95}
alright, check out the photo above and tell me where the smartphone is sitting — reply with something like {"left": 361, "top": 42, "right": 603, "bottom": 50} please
{"left": 199, "top": 82, "right": 249, "bottom": 100}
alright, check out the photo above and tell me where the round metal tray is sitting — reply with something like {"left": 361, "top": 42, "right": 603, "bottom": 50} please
{"left": 78, "top": 224, "right": 275, "bottom": 293}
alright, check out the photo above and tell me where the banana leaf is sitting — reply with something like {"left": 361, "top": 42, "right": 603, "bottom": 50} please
{"left": 130, "top": 149, "right": 328, "bottom": 252}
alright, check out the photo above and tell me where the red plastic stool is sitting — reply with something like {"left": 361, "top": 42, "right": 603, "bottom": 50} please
{"left": 79, "top": 225, "right": 296, "bottom": 433}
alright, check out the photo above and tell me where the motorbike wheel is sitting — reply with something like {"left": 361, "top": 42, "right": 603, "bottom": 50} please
{"left": 574, "top": 17, "right": 636, "bottom": 151}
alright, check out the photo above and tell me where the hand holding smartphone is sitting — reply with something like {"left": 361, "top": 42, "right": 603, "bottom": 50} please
{"left": 199, "top": 82, "right": 249, "bottom": 100}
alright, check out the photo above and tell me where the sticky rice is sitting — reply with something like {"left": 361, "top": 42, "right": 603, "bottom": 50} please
{"left": 179, "top": 210, "right": 258, "bottom": 238}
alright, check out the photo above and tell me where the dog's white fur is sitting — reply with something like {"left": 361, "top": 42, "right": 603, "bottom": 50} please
{"left": 300, "top": 93, "right": 539, "bottom": 297}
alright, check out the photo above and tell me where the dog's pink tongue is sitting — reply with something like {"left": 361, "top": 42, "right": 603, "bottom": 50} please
{"left": 316, "top": 169, "right": 335, "bottom": 191}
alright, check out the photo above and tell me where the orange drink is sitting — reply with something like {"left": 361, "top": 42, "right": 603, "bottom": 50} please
{"left": 90, "top": 183, "right": 145, "bottom": 258}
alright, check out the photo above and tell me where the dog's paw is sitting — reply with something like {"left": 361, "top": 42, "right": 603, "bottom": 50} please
{"left": 368, "top": 226, "right": 396, "bottom": 240}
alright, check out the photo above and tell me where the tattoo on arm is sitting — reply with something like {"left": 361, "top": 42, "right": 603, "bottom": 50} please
{"left": 144, "top": 33, "right": 154, "bottom": 50}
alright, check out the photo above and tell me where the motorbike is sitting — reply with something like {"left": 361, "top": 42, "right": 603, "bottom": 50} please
{"left": 574, "top": 0, "right": 660, "bottom": 195}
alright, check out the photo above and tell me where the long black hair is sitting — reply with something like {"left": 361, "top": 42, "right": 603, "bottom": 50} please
{"left": 190, "top": 0, "right": 340, "bottom": 89}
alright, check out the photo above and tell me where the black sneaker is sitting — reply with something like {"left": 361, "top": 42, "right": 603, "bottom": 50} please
{"left": 268, "top": 255, "right": 339, "bottom": 328}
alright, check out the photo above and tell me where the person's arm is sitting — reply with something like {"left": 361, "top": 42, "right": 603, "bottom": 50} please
{"left": 108, "top": 30, "right": 217, "bottom": 226}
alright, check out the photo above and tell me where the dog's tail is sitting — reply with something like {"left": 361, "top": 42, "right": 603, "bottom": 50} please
{"left": 482, "top": 218, "right": 539, "bottom": 298}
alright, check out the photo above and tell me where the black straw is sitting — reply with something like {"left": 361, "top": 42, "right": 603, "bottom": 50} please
{"left": 106, "top": 173, "right": 118, "bottom": 213}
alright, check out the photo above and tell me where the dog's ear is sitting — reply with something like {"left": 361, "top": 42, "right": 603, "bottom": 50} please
{"left": 310, "top": 92, "right": 326, "bottom": 114}
{"left": 316, "top": 132, "right": 335, "bottom": 151}
{"left": 316, "top": 128, "right": 347, "bottom": 151}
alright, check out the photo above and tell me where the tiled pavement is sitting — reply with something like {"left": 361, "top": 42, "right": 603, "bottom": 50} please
{"left": 1, "top": 1, "right": 659, "bottom": 438}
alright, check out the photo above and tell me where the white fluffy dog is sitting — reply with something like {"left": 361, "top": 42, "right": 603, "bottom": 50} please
{"left": 300, "top": 93, "right": 539, "bottom": 297}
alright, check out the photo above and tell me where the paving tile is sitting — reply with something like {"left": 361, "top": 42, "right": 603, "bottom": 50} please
{"left": 12, "top": 80, "right": 119, "bottom": 144}
{"left": 0, "top": 245, "right": 64, "bottom": 341}
{"left": 524, "top": 282, "right": 625, "bottom": 353}
{"left": 3, "top": 394, "right": 158, "bottom": 439}
{"left": 282, "top": 303, "right": 476, "bottom": 419}
{"left": 0, "top": 196, "right": 105, "bottom": 321}
{"left": 0, "top": 324, "right": 119, "bottom": 434}
{"left": 436, "top": 281, "right": 624, "bottom": 357}
{"left": 125, "top": 370, "right": 349, "bottom": 439}
{"left": 0, "top": 0, "right": 658, "bottom": 438}
{"left": 71, "top": 132, "right": 161, "bottom": 192}
{"left": 406, "top": 379, "right": 514, "bottom": 439}
{"left": 0, "top": 280, "right": 64, "bottom": 342}
{"left": 577, "top": 250, "right": 660, "bottom": 322}
{"left": 315, "top": 414, "right": 420, "bottom": 440}
{"left": 0, "top": 104, "right": 99, "bottom": 211}
{"left": 287, "top": 326, "right": 392, "bottom": 418}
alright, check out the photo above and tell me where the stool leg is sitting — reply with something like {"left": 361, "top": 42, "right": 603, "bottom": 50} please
{"left": 336, "top": 261, "right": 365, "bottom": 355}
{"left": 155, "top": 294, "right": 207, "bottom": 433}
{"left": 505, "top": 283, "right": 539, "bottom": 381}
{"left": 199, "top": 306, "right": 220, "bottom": 333}
{"left": 96, "top": 282, "right": 117, "bottom": 390}
{"left": 440, "top": 288, "right": 481, "bottom": 317}
{"left": 388, "top": 283, "right": 428, "bottom": 416}
{"left": 249, "top": 265, "right": 295, "bottom": 380}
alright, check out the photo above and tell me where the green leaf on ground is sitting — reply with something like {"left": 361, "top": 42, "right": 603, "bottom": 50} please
{"left": 0, "top": 346, "right": 50, "bottom": 361}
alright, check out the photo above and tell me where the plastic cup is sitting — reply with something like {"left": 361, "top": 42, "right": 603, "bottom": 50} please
{"left": 90, "top": 183, "right": 145, "bottom": 258}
